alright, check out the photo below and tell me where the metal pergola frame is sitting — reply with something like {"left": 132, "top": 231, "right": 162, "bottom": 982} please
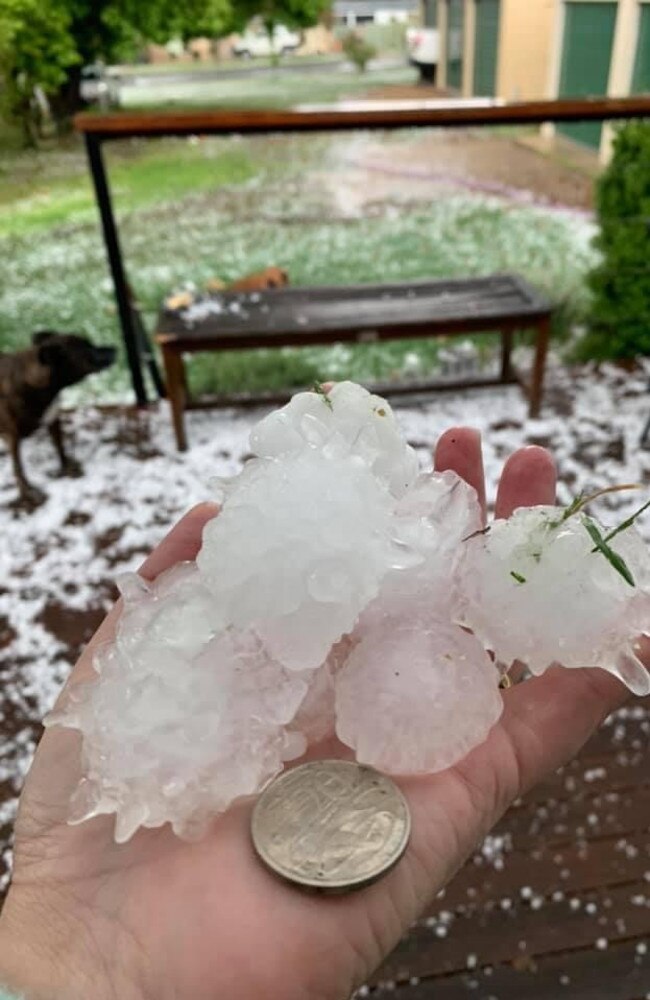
{"left": 76, "top": 95, "right": 650, "bottom": 405}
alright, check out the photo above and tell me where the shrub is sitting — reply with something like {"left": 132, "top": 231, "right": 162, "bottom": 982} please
{"left": 341, "top": 30, "right": 376, "bottom": 72}
{"left": 575, "top": 121, "right": 650, "bottom": 361}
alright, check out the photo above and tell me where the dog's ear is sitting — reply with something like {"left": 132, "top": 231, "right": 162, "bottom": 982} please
{"left": 32, "top": 330, "right": 55, "bottom": 346}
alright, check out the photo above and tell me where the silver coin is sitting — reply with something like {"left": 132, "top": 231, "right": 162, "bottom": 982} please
{"left": 251, "top": 759, "right": 411, "bottom": 893}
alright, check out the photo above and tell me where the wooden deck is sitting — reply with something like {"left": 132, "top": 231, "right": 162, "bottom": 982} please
{"left": 365, "top": 698, "right": 650, "bottom": 999}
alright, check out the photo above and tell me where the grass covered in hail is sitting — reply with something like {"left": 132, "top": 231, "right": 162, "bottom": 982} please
{"left": 0, "top": 133, "right": 596, "bottom": 400}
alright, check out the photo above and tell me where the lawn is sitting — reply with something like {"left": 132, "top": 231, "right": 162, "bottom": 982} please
{"left": 117, "top": 64, "right": 420, "bottom": 109}
{"left": 0, "top": 139, "right": 257, "bottom": 236}
{"left": 0, "top": 128, "right": 597, "bottom": 401}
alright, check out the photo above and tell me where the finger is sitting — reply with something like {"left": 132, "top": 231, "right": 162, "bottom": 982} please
{"left": 139, "top": 501, "right": 219, "bottom": 580}
{"left": 434, "top": 427, "right": 486, "bottom": 521}
{"left": 495, "top": 446, "right": 556, "bottom": 519}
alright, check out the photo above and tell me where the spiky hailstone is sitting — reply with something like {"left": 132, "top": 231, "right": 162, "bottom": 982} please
{"left": 458, "top": 505, "right": 650, "bottom": 695}
{"left": 47, "top": 564, "right": 310, "bottom": 843}
{"left": 249, "top": 381, "right": 419, "bottom": 499}
{"left": 46, "top": 382, "right": 500, "bottom": 842}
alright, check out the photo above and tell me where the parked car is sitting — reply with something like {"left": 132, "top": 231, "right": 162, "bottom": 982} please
{"left": 79, "top": 63, "right": 120, "bottom": 107}
{"left": 79, "top": 63, "right": 109, "bottom": 103}
{"left": 233, "top": 24, "right": 301, "bottom": 58}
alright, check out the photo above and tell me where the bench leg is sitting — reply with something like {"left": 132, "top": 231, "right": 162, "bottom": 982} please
{"left": 501, "top": 329, "right": 514, "bottom": 380}
{"left": 529, "top": 317, "right": 550, "bottom": 419}
{"left": 162, "top": 345, "right": 188, "bottom": 451}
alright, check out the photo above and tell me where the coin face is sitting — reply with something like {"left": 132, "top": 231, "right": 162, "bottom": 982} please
{"left": 251, "top": 759, "right": 411, "bottom": 892}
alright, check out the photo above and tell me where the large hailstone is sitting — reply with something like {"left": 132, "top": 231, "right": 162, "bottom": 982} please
{"left": 250, "top": 380, "right": 419, "bottom": 498}
{"left": 197, "top": 447, "right": 421, "bottom": 670}
{"left": 335, "top": 620, "right": 503, "bottom": 774}
{"left": 49, "top": 382, "right": 488, "bottom": 842}
{"left": 458, "top": 506, "right": 650, "bottom": 695}
{"left": 47, "top": 564, "right": 309, "bottom": 843}
{"left": 45, "top": 379, "right": 650, "bottom": 845}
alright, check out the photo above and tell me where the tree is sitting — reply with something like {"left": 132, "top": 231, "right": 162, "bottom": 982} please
{"left": 0, "top": 0, "right": 235, "bottom": 140}
{"left": 574, "top": 122, "right": 650, "bottom": 362}
{"left": 233, "top": 0, "right": 331, "bottom": 49}
{"left": 341, "top": 30, "right": 376, "bottom": 72}
{"left": 0, "top": 0, "right": 78, "bottom": 143}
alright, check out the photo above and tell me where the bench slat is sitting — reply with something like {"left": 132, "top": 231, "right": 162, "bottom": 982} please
{"left": 156, "top": 275, "right": 552, "bottom": 348}
{"left": 155, "top": 273, "right": 552, "bottom": 450}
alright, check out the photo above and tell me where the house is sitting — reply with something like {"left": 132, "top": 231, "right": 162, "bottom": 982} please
{"left": 548, "top": 0, "right": 650, "bottom": 157}
{"left": 431, "top": 0, "right": 556, "bottom": 100}
{"left": 333, "top": 0, "right": 419, "bottom": 26}
{"left": 427, "top": 0, "right": 649, "bottom": 159}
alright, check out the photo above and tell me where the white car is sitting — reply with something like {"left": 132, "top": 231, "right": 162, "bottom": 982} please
{"left": 233, "top": 25, "right": 301, "bottom": 58}
{"left": 79, "top": 63, "right": 120, "bottom": 108}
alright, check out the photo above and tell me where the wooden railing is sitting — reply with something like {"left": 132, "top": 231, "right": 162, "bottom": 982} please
{"left": 75, "top": 95, "right": 650, "bottom": 139}
{"left": 74, "top": 95, "right": 650, "bottom": 403}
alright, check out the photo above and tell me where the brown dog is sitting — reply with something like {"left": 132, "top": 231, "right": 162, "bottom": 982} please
{"left": 227, "top": 267, "right": 289, "bottom": 293}
{"left": 0, "top": 331, "right": 115, "bottom": 506}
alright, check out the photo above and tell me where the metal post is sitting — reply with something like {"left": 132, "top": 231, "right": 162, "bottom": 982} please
{"left": 84, "top": 133, "right": 148, "bottom": 405}
{"left": 129, "top": 284, "right": 167, "bottom": 399}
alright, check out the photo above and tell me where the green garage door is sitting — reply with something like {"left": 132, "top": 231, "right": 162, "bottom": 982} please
{"left": 424, "top": 0, "right": 438, "bottom": 27}
{"left": 558, "top": 2, "right": 617, "bottom": 149}
{"left": 447, "top": 0, "right": 464, "bottom": 90}
{"left": 474, "top": 0, "right": 501, "bottom": 96}
{"left": 632, "top": 3, "right": 650, "bottom": 91}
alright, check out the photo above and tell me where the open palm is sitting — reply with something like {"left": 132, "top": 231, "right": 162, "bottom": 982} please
{"left": 0, "top": 428, "right": 628, "bottom": 1000}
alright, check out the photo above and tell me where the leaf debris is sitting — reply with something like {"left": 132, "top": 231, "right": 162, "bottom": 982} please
{"left": 583, "top": 517, "right": 635, "bottom": 587}
{"left": 312, "top": 381, "right": 333, "bottom": 410}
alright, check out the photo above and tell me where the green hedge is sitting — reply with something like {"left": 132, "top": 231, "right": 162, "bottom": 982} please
{"left": 575, "top": 121, "right": 650, "bottom": 361}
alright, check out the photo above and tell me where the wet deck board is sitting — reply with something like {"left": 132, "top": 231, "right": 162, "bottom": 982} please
{"left": 370, "top": 939, "right": 649, "bottom": 999}
{"left": 364, "top": 700, "right": 650, "bottom": 998}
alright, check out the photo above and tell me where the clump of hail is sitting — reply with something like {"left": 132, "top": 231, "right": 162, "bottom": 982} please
{"left": 45, "top": 383, "right": 650, "bottom": 842}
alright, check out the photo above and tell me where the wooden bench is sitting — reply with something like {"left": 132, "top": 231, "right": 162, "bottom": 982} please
{"left": 154, "top": 273, "right": 552, "bottom": 451}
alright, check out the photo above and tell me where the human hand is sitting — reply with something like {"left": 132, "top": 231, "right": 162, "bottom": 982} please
{"left": 0, "top": 429, "right": 629, "bottom": 1000}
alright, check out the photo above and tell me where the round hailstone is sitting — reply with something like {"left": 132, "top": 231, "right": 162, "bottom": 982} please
{"left": 457, "top": 506, "right": 650, "bottom": 695}
{"left": 198, "top": 447, "right": 422, "bottom": 670}
{"left": 249, "top": 381, "right": 419, "bottom": 499}
{"left": 45, "top": 567, "right": 308, "bottom": 843}
{"left": 335, "top": 621, "right": 503, "bottom": 774}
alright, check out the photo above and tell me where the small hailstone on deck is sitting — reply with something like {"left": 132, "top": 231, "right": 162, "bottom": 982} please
{"left": 458, "top": 505, "right": 650, "bottom": 694}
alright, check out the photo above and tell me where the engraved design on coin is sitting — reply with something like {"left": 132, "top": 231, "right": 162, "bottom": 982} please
{"left": 251, "top": 759, "right": 411, "bottom": 892}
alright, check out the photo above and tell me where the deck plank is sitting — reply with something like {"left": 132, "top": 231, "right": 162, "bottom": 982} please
{"left": 369, "top": 939, "right": 649, "bottom": 999}
{"left": 370, "top": 880, "right": 650, "bottom": 983}
{"left": 365, "top": 701, "right": 650, "bottom": 997}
